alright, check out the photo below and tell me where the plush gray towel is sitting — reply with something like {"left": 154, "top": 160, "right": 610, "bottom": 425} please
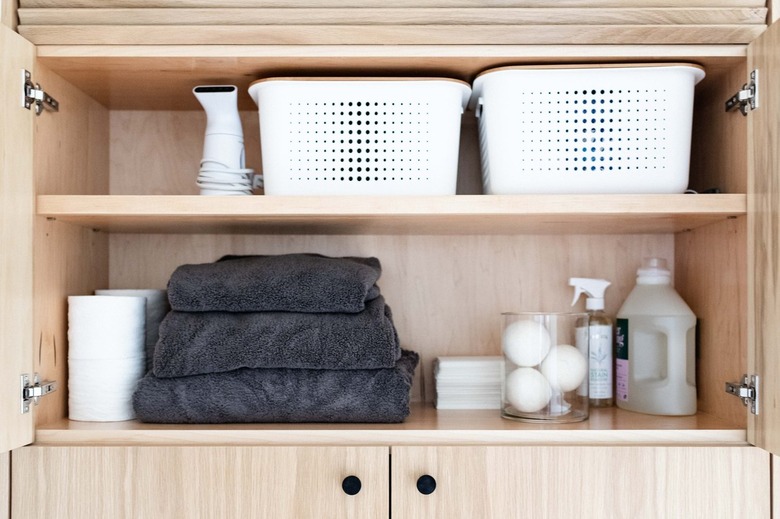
{"left": 153, "top": 296, "right": 400, "bottom": 377}
{"left": 134, "top": 350, "right": 418, "bottom": 424}
{"left": 167, "top": 253, "right": 381, "bottom": 313}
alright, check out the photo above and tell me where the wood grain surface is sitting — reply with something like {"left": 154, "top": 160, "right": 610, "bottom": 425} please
{"left": 747, "top": 19, "right": 780, "bottom": 455}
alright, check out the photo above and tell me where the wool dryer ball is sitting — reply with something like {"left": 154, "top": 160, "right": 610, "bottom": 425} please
{"left": 540, "top": 344, "right": 587, "bottom": 392}
{"left": 502, "top": 320, "right": 552, "bottom": 367}
{"left": 504, "top": 367, "right": 553, "bottom": 413}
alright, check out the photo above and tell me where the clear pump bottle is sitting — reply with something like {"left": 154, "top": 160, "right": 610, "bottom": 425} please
{"left": 570, "top": 278, "right": 613, "bottom": 407}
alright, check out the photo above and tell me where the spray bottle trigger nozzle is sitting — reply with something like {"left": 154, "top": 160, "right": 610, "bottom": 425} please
{"left": 568, "top": 277, "right": 611, "bottom": 311}
{"left": 571, "top": 286, "right": 586, "bottom": 307}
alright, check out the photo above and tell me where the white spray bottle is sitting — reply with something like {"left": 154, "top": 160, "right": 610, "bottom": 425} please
{"left": 570, "top": 278, "right": 613, "bottom": 407}
{"left": 193, "top": 85, "right": 245, "bottom": 170}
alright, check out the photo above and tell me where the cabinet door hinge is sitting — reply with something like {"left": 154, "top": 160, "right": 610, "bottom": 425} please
{"left": 21, "top": 373, "right": 57, "bottom": 414}
{"left": 21, "top": 69, "right": 59, "bottom": 116}
{"left": 725, "top": 69, "right": 758, "bottom": 116}
{"left": 725, "top": 374, "right": 758, "bottom": 415}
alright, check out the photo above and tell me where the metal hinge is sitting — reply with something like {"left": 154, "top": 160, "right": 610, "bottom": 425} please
{"left": 21, "top": 373, "right": 57, "bottom": 414}
{"left": 21, "top": 69, "right": 59, "bottom": 116}
{"left": 725, "top": 69, "right": 758, "bottom": 116}
{"left": 725, "top": 374, "right": 759, "bottom": 415}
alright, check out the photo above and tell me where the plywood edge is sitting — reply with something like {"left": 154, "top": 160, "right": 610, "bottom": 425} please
{"left": 35, "top": 194, "right": 746, "bottom": 234}
{"left": 37, "top": 194, "right": 747, "bottom": 217}
{"left": 16, "top": 0, "right": 770, "bottom": 8}
{"left": 33, "top": 406, "right": 746, "bottom": 446}
{"left": 17, "top": 7, "right": 768, "bottom": 26}
{"left": 33, "top": 44, "right": 749, "bottom": 60}
{"left": 18, "top": 24, "right": 766, "bottom": 46}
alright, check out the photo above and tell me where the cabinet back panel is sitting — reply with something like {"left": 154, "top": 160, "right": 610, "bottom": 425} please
{"left": 109, "top": 233, "right": 673, "bottom": 403}
{"left": 110, "top": 110, "right": 483, "bottom": 195}
{"left": 110, "top": 110, "right": 261, "bottom": 195}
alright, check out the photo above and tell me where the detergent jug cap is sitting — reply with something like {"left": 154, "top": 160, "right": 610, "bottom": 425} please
{"left": 637, "top": 258, "right": 671, "bottom": 284}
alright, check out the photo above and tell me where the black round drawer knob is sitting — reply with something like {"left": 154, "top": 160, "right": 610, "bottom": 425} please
{"left": 416, "top": 474, "right": 437, "bottom": 495}
{"left": 342, "top": 475, "right": 362, "bottom": 496}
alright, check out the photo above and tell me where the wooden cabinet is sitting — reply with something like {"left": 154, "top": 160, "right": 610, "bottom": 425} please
{"left": 2, "top": 2, "right": 779, "bottom": 517}
{"left": 11, "top": 446, "right": 388, "bottom": 519}
{"left": 9, "top": 444, "right": 771, "bottom": 518}
{"left": 392, "top": 446, "right": 769, "bottom": 518}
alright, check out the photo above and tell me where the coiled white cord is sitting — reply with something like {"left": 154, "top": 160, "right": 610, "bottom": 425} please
{"left": 197, "top": 160, "right": 257, "bottom": 195}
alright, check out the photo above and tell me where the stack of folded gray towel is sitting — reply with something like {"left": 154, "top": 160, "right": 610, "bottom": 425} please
{"left": 132, "top": 253, "right": 418, "bottom": 424}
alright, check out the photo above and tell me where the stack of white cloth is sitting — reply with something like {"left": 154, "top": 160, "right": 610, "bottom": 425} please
{"left": 434, "top": 356, "right": 503, "bottom": 410}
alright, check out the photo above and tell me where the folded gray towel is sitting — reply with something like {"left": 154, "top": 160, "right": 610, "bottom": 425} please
{"left": 134, "top": 350, "right": 419, "bottom": 424}
{"left": 167, "top": 253, "right": 381, "bottom": 313}
{"left": 153, "top": 296, "right": 400, "bottom": 377}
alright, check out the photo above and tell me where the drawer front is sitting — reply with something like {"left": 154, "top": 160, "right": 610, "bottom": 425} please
{"left": 392, "top": 445, "right": 769, "bottom": 519}
{"left": 12, "top": 446, "right": 388, "bottom": 519}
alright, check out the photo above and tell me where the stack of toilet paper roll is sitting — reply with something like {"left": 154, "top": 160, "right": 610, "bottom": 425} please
{"left": 67, "top": 290, "right": 168, "bottom": 422}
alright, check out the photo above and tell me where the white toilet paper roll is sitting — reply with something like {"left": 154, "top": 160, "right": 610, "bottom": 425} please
{"left": 68, "top": 295, "right": 146, "bottom": 360}
{"left": 68, "top": 295, "right": 147, "bottom": 421}
{"left": 68, "top": 356, "right": 144, "bottom": 422}
{"left": 95, "top": 289, "right": 169, "bottom": 371}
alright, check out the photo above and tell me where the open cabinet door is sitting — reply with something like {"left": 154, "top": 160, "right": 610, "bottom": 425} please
{"left": 0, "top": 26, "right": 35, "bottom": 454}
{"left": 748, "top": 19, "right": 780, "bottom": 455}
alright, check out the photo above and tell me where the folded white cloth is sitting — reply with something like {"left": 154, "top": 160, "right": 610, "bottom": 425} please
{"left": 434, "top": 356, "right": 504, "bottom": 410}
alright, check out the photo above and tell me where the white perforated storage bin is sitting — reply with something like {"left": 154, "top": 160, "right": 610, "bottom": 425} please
{"left": 472, "top": 64, "right": 705, "bottom": 194}
{"left": 248, "top": 78, "right": 471, "bottom": 195}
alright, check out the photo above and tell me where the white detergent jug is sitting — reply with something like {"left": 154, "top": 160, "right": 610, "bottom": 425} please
{"left": 615, "top": 258, "right": 697, "bottom": 415}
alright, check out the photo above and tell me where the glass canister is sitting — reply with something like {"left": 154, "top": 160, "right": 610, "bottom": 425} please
{"left": 501, "top": 312, "right": 589, "bottom": 423}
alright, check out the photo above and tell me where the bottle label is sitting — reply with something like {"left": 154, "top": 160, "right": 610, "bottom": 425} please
{"left": 575, "top": 326, "right": 589, "bottom": 397}
{"left": 588, "top": 324, "right": 613, "bottom": 399}
{"left": 615, "top": 318, "right": 629, "bottom": 402}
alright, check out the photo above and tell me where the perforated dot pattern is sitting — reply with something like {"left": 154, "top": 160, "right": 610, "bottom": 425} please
{"left": 286, "top": 100, "right": 432, "bottom": 185}
{"left": 514, "top": 88, "right": 668, "bottom": 174}
{"left": 475, "top": 66, "right": 701, "bottom": 194}
{"left": 251, "top": 80, "right": 469, "bottom": 195}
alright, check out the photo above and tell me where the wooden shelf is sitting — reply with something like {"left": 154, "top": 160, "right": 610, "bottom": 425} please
{"left": 37, "top": 194, "right": 745, "bottom": 234}
{"left": 34, "top": 404, "right": 746, "bottom": 447}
